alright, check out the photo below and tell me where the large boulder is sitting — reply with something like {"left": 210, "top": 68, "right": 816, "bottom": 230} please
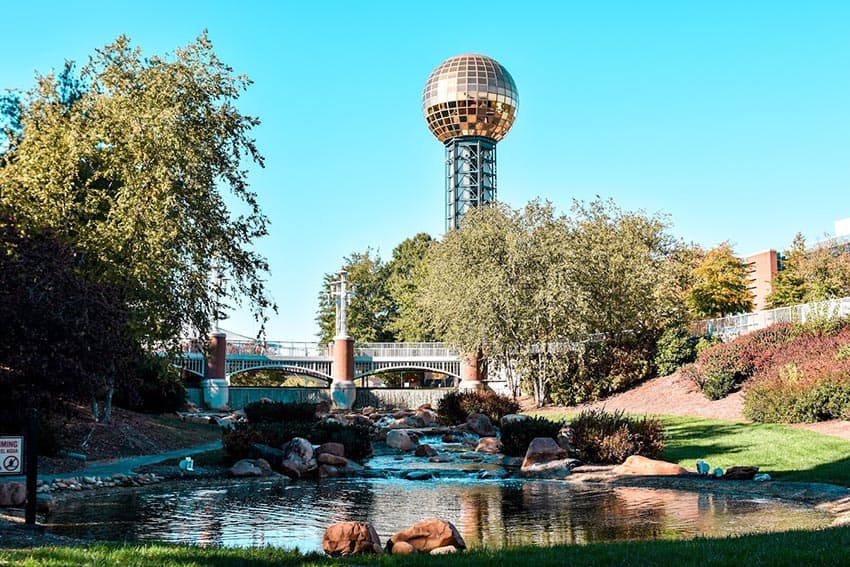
{"left": 415, "top": 444, "right": 438, "bottom": 458}
{"left": 322, "top": 521, "right": 383, "bottom": 556}
{"left": 386, "top": 430, "right": 418, "bottom": 451}
{"left": 521, "top": 437, "right": 571, "bottom": 478}
{"left": 279, "top": 437, "right": 317, "bottom": 479}
{"left": 613, "top": 455, "right": 690, "bottom": 476}
{"left": 0, "top": 482, "right": 26, "bottom": 507}
{"left": 476, "top": 437, "right": 503, "bottom": 454}
{"left": 465, "top": 413, "right": 496, "bottom": 436}
{"left": 253, "top": 443, "right": 285, "bottom": 470}
{"left": 386, "top": 518, "right": 466, "bottom": 554}
{"left": 316, "top": 442, "right": 345, "bottom": 458}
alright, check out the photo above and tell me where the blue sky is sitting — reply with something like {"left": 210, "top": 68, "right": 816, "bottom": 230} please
{"left": 5, "top": 1, "right": 849, "bottom": 341}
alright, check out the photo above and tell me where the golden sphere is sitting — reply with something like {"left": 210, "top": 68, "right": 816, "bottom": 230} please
{"left": 422, "top": 54, "right": 518, "bottom": 143}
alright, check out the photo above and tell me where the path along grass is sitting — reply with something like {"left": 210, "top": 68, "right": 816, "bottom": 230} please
{"left": 3, "top": 526, "right": 850, "bottom": 566}
{"left": 533, "top": 411, "right": 850, "bottom": 486}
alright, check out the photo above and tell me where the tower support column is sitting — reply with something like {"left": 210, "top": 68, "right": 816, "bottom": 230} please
{"left": 330, "top": 337, "right": 356, "bottom": 409}
{"left": 202, "top": 332, "right": 229, "bottom": 409}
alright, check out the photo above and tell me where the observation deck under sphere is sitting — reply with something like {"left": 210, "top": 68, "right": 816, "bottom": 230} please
{"left": 422, "top": 54, "right": 518, "bottom": 231}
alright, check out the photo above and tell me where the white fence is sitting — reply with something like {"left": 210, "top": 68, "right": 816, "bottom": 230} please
{"left": 690, "top": 296, "right": 850, "bottom": 341}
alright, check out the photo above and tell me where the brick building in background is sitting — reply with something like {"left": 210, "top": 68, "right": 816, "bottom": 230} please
{"left": 744, "top": 217, "right": 850, "bottom": 312}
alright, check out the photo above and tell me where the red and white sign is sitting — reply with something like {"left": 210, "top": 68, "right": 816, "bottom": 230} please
{"left": 0, "top": 436, "right": 23, "bottom": 474}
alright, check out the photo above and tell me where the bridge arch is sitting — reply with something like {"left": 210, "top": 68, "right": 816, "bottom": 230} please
{"left": 354, "top": 365, "right": 460, "bottom": 388}
{"left": 227, "top": 364, "right": 332, "bottom": 386}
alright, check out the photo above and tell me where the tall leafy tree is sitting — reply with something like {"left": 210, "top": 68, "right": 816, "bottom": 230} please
{"left": 385, "top": 233, "right": 439, "bottom": 342}
{"left": 686, "top": 242, "right": 754, "bottom": 318}
{"left": 315, "top": 250, "right": 395, "bottom": 344}
{"left": 0, "top": 33, "right": 274, "bottom": 347}
{"left": 769, "top": 233, "right": 850, "bottom": 307}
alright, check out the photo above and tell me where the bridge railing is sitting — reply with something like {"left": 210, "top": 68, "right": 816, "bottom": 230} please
{"left": 354, "top": 342, "right": 455, "bottom": 358}
{"left": 689, "top": 296, "right": 850, "bottom": 340}
{"left": 227, "top": 340, "right": 331, "bottom": 357}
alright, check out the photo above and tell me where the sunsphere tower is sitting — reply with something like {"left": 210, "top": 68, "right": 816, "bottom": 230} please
{"left": 422, "top": 54, "right": 519, "bottom": 231}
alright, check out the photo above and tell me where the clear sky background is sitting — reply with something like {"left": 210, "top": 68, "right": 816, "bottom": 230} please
{"left": 4, "top": 1, "right": 849, "bottom": 341}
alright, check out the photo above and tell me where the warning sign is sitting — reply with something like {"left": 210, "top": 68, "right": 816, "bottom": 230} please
{"left": 0, "top": 436, "right": 23, "bottom": 474}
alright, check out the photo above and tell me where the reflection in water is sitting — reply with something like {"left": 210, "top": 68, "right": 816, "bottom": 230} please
{"left": 46, "top": 478, "right": 830, "bottom": 552}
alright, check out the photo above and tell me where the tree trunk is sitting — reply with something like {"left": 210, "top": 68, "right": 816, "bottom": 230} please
{"left": 91, "top": 396, "right": 100, "bottom": 422}
{"left": 102, "top": 376, "right": 114, "bottom": 425}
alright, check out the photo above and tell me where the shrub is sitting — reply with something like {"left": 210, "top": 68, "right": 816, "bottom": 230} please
{"left": 500, "top": 416, "right": 565, "bottom": 457}
{"left": 222, "top": 420, "right": 374, "bottom": 462}
{"left": 243, "top": 401, "right": 316, "bottom": 423}
{"left": 436, "top": 390, "right": 520, "bottom": 425}
{"left": 697, "top": 342, "right": 746, "bottom": 400}
{"left": 744, "top": 374, "right": 850, "bottom": 423}
{"left": 695, "top": 334, "right": 721, "bottom": 356}
{"left": 568, "top": 408, "right": 664, "bottom": 464}
{"left": 654, "top": 326, "right": 698, "bottom": 376}
{"left": 117, "top": 354, "right": 186, "bottom": 413}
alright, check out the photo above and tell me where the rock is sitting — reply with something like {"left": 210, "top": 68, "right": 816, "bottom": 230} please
{"left": 431, "top": 545, "right": 460, "bottom": 555}
{"left": 393, "top": 410, "right": 412, "bottom": 419}
{"left": 387, "top": 518, "right": 466, "bottom": 554}
{"left": 0, "top": 482, "right": 27, "bottom": 507}
{"left": 403, "top": 470, "right": 434, "bottom": 481}
{"left": 374, "top": 415, "right": 397, "bottom": 429}
{"left": 254, "top": 458, "right": 273, "bottom": 476}
{"left": 277, "top": 437, "right": 317, "bottom": 479}
{"left": 613, "top": 455, "right": 690, "bottom": 476}
{"left": 754, "top": 473, "right": 772, "bottom": 482}
{"left": 415, "top": 444, "right": 438, "bottom": 458}
{"left": 361, "top": 405, "right": 377, "bottom": 416}
{"left": 429, "top": 456, "right": 452, "bottom": 463}
{"left": 500, "top": 414, "right": 529, "bottom": 428}
{"left": 229, "top": 459, "right": 265, "bottom": 477}
{"left": 465, "top": 413, "right": 496, "bottom": 436}
{"left": 500, "top": 456, "right": 524, "bottom": 468}
{"left": 476, "top": 437, "right": 503, "bottom": 454}
{"left": 322, "top": 521, "right": 383, "bottom": 556}
{"left": 522, "top": 437, "right": 567, "bottom": 467}
{"left": 403, "top": 415, "right": 427, "bottom": 428}
{"left": 723, "top": 467, "right": 759, "bottom": 480}
{"left": 348, "top": 415, "right": 374, "bottom": 428}
{"left": 317, "top": 442, "right": 345, "bottom": 458}
{"left": 386, "top": 430, "right": 418, "bottom": 451}
{"left": 479, "top": 469, "right": 510, "bottom": 480}
{"left": 253, "top": 443, "right": 286, "bottom": 470}
{"left": 414, "top": 409, "right": 436, "bottom": 426}
{"left": 390, "top": 541, "right": 416, "bottom": 555}
{"left": 315, "top": 400, "right": 331, "bottom": 415}
{"left": 441, "top": 433, "right": 460, "bottom": 443}
{"left": 318, "top": 453, "right": 349, "bottom": 466}
{"left": 521, "top": 459, "right": 572, "bottom": 478}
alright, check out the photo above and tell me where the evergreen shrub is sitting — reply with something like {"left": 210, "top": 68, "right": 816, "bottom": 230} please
{"left": 568, "top": 408, "right": 664, "bottom": 464}
{"left": 654, "top": 326, "right": 698, "bottom": 376}
{"left": 436, "top": 390, "right": 520, "bottom": 425}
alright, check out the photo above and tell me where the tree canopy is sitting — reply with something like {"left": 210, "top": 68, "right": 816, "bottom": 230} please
{"left": 768, "top": 233, "right": 850, "bottom": 308}
{"left": 0, "top": 33, "right": 273, "bottom": 346}
{"left": 685, "top": 242, "right": 754, "bottom": 318}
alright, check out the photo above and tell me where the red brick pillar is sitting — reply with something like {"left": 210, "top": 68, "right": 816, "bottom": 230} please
{"left": 330, "top": 337, "right": 356, "bottom": 409}
{"left": 459, "top": 351, "right": 485, "bottom": 391}
{"left": 202, "top": 332, "right": 229, "bottom": 409}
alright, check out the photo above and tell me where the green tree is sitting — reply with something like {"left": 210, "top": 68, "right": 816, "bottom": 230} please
{"left": 315, "top": 250, "right": 395, "bottom": 344}
{"left": 384, "top": 233, "right": 439, "bottom": 342}
{"left": 0, "top": 33, "right": 274, "bottom": 348}
{"left": 767, "top": 233, "right": 808, "bottom": 308}
{"left": 686, "top": 242, "right": 754, "bottom": 318}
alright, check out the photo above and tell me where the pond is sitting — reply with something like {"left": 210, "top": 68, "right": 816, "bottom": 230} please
{"left": 44, "top": 476, "right": 831, "bottom": 551}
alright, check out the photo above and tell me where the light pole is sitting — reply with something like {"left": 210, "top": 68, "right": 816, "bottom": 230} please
{"left": 329, "top": 271, "right": 356, "bottom": 409}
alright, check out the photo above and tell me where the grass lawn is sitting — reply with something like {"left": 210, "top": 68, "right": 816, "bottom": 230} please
{"left": 533, "top": 410, "right": 850, "bottom": 486}
{"left": 3, "top": 526, "right": 850, "bottom": 566}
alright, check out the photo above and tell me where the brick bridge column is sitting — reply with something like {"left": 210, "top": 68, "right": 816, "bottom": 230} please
{"left": 330, "top": 336, "right": 356, "bottom": 409}
{"left": 202, "top": 332, "right": 229, "bottom": 410}
{"left": 458, "top": 350, "right": 485, "bottom": 391}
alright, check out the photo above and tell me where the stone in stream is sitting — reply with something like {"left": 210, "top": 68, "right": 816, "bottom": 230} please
{"left": 476, "top": 437, "right": 503, "bottom": 454}
{"left": 521, "top": 437, "right": 572, "bottom": 478}
{"left": 229, "top": 459, "right": 266, "bottom": 477}
{"left": 415, "top": 444, "right": 437, "bottom": 458}
{"left": 386, "top": 518, "right": 466, "bottom": 554}
{"left": 386, "top": 430, "right": 418, "bottom": 451}
{"left": 465, "top": 413, "right": 496, "bottom": 436}
{"left": 322, "top": 521, "right": 383, "bottom": 556}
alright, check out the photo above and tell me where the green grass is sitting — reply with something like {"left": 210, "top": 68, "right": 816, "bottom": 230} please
{"left": 3, "top": 527, "right": 850, "bottom": 566}
{"left": 531, "top": 411, "right": 850, "bottom": 486}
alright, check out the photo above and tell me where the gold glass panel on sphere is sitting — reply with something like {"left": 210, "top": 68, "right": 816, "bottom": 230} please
{"left": 423, "top": 54, "right": 518, "bottom": 143}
